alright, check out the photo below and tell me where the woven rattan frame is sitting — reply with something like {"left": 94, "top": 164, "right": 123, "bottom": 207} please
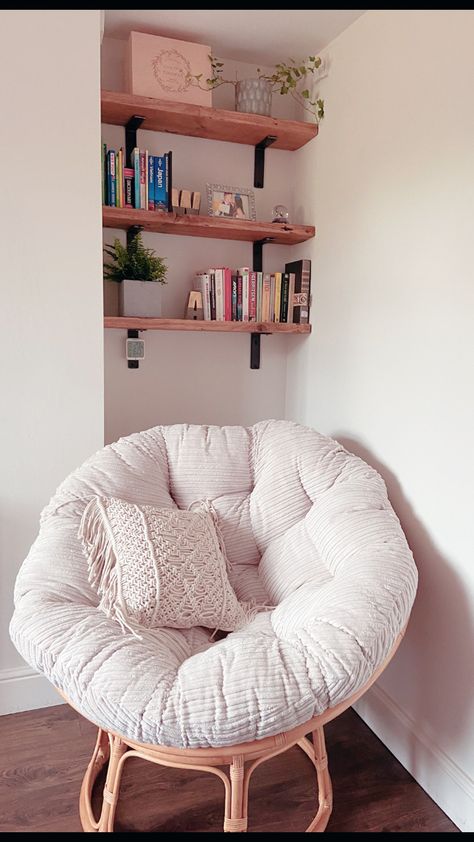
{"left": 62, "top": 629, "right": 405, "bottom": 833}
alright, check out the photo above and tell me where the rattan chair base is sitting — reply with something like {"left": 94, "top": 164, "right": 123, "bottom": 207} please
{"left": 69, "top": 629, "right": 405, "bottom": 833}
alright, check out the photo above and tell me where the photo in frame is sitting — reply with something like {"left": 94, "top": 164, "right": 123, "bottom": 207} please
{"left": 206, "top": 183, "right": 256, "bottom": 221}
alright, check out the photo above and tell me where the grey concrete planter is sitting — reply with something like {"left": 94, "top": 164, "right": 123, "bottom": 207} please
{"left": 119, "top": 280, "right": 163, "bottom": 317}
{"left": 235, "top": 79, "right": 272, "bottom": 117}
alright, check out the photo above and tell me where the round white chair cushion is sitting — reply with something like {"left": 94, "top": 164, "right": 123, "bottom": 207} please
{"left": 10, "top": 421, "right": 417, "bottom": 748}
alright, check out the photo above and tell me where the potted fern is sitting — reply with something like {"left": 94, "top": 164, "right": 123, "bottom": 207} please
{"left": 104, "top": 234, "right": 167, "bottom": 317}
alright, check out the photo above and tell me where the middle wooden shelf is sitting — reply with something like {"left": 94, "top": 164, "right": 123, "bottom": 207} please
{"left": 103, "top": 206, "right": 315, "bottom": 245}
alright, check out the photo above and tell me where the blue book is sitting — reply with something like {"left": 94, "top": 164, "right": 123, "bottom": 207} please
{"left": 107, "top": 150, "right": 116, "bottom": 207}
{"left": 154, "top": 156, "right": 167, "bottom": 210}
{"left": 131, "top": 148, "right": 140, "bottom": 209}
{"left": 148, "top": 155, "right": 155, "bottom": 210}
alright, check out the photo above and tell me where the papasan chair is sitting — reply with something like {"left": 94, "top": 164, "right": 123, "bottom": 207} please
{"left": 10, "top": 420, "right": 417, "bottom": 833}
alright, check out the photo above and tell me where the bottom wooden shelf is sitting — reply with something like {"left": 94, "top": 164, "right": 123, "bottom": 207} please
{"left": 104, "top": 317, "right": 311, "bottom": 334}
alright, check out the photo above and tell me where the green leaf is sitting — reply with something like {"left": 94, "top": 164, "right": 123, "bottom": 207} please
{"left": 301, "top": 89, "right": 310, "bottom": 98}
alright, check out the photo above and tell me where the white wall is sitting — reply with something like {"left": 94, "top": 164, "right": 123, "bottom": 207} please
{"left": 0, "top": 11, "right": 103, "bottom": 711}
{"left": 285, "top": 10, "right": 474, "bottom": 831}
{"left": 102, "top": 38, "right": 301, "bottom": 442}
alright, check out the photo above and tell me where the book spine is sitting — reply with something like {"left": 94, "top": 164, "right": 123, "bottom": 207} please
{"left": 132, "top": 148, "right": 140, "bottom": 209}
{"left": 209, "top": 272, "right": 216, "bottom": 320}
{"left": 107, "top": 151, "right": 116, "bottom": 208}
{"left": 139, "top": 152, "right": 146, "bottom": 209}
{"left": 262, "top": 273, "right": 271, "bottom": 322}
{"left": 144, "top": 150, "right": 148, "bottom": 210}
{"left": 124, "top": 168, "right": 134, "bottom": 208}
{"left": 287, "top": 273, "right": 295, "bottom": 323}
{"left": 154, "top": 156, "right": 167, "bottom": 210}
{"left": 231, "top": 274, "right": 238, "bottom": 321}
{"left": 117, "top": 148, "right": 123, "bottom": 208}
{"left": 102, "top": 142, "right": 107, "bottom": 206}
{"left": 274, "top": 272, "right": 282, "bottom": 323}
{"left": 198, "top": 274, "right": 211, "bottom": 320}
{"left": 280, "top": 273, "right": 290, "bottom": 322}
{"left": 165, "top": 152, "right": 171, "bottom": 211}
{"left": 213, "top": 268, "right": 224, "bottom": 321}
{"left": 241, "top": 270, "right": 249, "bottom": 321}
{"left": 256, "top": 272, "right": 263, "bottom": 322}
{"left": 148, "top": 155, "right": 155, "bottom": 210}
{"left": 224, "top": 268, "right": 232, "bottom": 321}
{"left": 269, "top": 274, "right": 276, "bottom": 323}
{"left": 249, "top": 271, "right": 257, "bottom": 322}
{"left": 236, "top": 274, "right": 243, "bottom": 321}
{"left": 285, "top": 259, "right": 311, "bottom": 323}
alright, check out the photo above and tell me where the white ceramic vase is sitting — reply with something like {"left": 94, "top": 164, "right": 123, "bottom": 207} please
{"left": 120, "top": 280, "right": 163, "bottom": 317}
{"left": 235, "top": 79, "right": 272, "bottom": 117}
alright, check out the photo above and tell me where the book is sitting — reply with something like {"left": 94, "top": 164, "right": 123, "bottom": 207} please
{"left": 239, "top": 267, "right": 249, "bottom": 322}
{"left": 154, "top": 156, "right": 167, "bottom": 210}
{"left": 256, "top": 272, "right": 263, "bottom": 322}
{"left": 131, "top": 147, "right": 140, "bottom": 209}
{"left": 269, "top": 274, "right": 276, "bottom": 323}
{"left": 145, "top": 149, "right": 149, "bottom": 210}
{"left": 165, "top": 151, "right": 172, "bottom": 211}
{"left": 139, "top": 151, "right": 146, "bottom": 209}
{"left": 102, "top": 142, "right": 107, "bottom": 205}
{"left": 274, "top": 272, "right": 282, "bottom": 323}
{"left": 287, "top": 273, "right": 296, "bottom": 323}
{"left": 236, "top": 274, "right": 243, "bottom": 321}
{"left": 197, "top": 273, "right": 211, "bottom": 320}
{"left": 148, "top": 154, "right": 155, "bottom": 210}
{"left": 212, "top": 267, "right": 225, "bottom": 321}
{"left": 224, "top": 268, "right": 232, "bottom": 321}
{"left": 124, "top": 168, "right": 134, "bottom": 208}
{"left": 249, "top": 271, "right": 257, "bottom": 322}
{"left": 231, "top": 274, "right": 238, "bottom": 321}
{"left": 209, "top": 271, "right": 216, "bottom": 320}
{"left": 284, "top": 259, "right": 311, "bottom": 323}
{"left": 280, "top": 272, "right": 290, "bottom": 322}
{"left": 107, "top": 150, "right": 116, "bottom": 208}
{"left": 116, "top": 148, "right": 123, "bottom": 208}
{"left": 262, "top": 273, "right": 271, "bottom": 322}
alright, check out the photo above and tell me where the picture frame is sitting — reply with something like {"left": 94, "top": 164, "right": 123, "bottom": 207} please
{"left": 206, "top": 183, "right": 256, "bottom": 221}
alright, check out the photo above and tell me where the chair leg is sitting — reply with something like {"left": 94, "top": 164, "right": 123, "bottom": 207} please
{"left": 224, "top": 755, "right": 248, "bottom": 832}
{"left": 306, "top": 727, "right": 333, "bottom": 832}
{"left": 97, "top": 734, "right": 127, "bottom": 833}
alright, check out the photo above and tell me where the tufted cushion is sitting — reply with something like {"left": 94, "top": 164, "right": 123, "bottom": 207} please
{"left": 10, "top": 420, "right": 417, "bottom": 749}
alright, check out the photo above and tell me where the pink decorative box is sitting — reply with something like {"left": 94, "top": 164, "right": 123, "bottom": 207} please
{"left": 126, "top": 31, "right": 212, "bottom": 106}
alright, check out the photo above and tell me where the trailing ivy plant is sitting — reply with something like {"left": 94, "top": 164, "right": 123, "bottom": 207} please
{"left": 104, "top": 234, "right": 167, "bottom": 283}
{"left": 189, "top": 55, "right": 325, "bottom": 123}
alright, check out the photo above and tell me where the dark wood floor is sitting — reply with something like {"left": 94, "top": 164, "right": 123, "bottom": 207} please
{"left": 0, "top": 704, "right": 457, "bottom": 833}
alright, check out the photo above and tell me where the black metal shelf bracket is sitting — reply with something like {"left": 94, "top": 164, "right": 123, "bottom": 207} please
{"left": 253, "top": 237, "right": 274, "bottom": 273}
{"left": 125, "top": 115, "right": 145, "bottom": 167}
{"left": 126, "top": 225, "right": 142, "bottom": 247}
{"left": 254, "top": 135, "right": 277, "bottom": 188}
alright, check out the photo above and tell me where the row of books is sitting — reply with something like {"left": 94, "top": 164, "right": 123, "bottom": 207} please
{"left": 102, "top": 144, "right": 172, "bottom": 211}
{"left": 193, "top": 259, "right": 311, "bottom": 324}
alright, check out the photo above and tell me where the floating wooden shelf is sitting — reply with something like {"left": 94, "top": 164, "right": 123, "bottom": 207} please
{"left": 103, "top": 207, "right": 315, "bottom": 245}
{"left": 101, "top": 90, "right": 318, "bottom": 151}
{"left": 104, "top": 317, "right": 311, "bottom": 334}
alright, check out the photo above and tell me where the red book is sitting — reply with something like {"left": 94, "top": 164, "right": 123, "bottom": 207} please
{"left": 224, "top": 268, "right": 232, "bottom": 321}
{"left": 249, "top": 271, "right": 257, "bottom": 322}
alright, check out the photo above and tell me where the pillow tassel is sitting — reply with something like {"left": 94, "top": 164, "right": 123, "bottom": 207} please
{"left": 79, "top": 498, "right": 142, "bottom": 639}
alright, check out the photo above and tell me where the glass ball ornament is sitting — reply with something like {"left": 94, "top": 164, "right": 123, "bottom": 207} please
{"left": 272, "top": 204, "right": 290, "bottom": 223}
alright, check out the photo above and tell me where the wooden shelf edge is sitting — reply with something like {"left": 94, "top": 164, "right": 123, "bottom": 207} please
{"left": 101, "top": 89, "right": 318, "bottom": 151}
{"left": 102, "top": 207, "right": 315, "bottom": 245}
{"left": 104, "top": 317, "right": 311, "bottom": 334}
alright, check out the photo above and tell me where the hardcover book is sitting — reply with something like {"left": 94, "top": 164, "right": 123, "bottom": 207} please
{"left": 154, "top": 156, "right": 167, "bottom": 210}
{"left": 148, "top": 154, "right": 155, "bottom": 210}
{"left": 284, "top": 259, "right": 311, "bottom": 324}
{"left": 124, "top": 168, "right": 134, "bottom": 208}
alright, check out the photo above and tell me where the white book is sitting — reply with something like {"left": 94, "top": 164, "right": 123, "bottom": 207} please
{"left": 196, "top": 273, "right": 211, "bottom": 320}
{"left": 212, "top": 267, "right": 225, "bottom": 321}
{"left": 239, "top": 268, "right": 250, "bottom": 322}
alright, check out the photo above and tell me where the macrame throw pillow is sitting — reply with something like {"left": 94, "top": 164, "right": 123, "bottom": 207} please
{"left": 79, "top": 496, "right": 258, "bottom": 635}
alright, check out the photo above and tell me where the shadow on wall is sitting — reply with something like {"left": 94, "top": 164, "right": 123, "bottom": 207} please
{"left": 333, "top": 434, "right": 474, "bottom": 766}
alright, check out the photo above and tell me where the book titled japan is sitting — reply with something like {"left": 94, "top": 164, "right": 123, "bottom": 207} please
{"left": 154, "top": 156, "right": 167, "bottom": 210}
{"left": 284, "top": 259, "right": 311, "bottom": 324}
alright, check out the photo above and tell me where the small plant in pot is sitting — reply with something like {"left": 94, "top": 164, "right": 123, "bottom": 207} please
{"left": 188, "top": 55, "right": 325, "bottom": 121}
{"left": 104, "top": 234, "right": 167, "bottom": 318}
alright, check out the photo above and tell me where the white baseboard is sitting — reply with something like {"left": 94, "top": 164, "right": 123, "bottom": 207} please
{"left": 354, "top": 685, "right": 474, "bottom": 832}
{"left": 0, "top": 666, "right": 64, "bottom": 715}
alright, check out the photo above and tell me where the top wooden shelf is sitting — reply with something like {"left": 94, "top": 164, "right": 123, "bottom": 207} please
{"left": 101, "top": 90, "right": 318, "bottom": 151}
